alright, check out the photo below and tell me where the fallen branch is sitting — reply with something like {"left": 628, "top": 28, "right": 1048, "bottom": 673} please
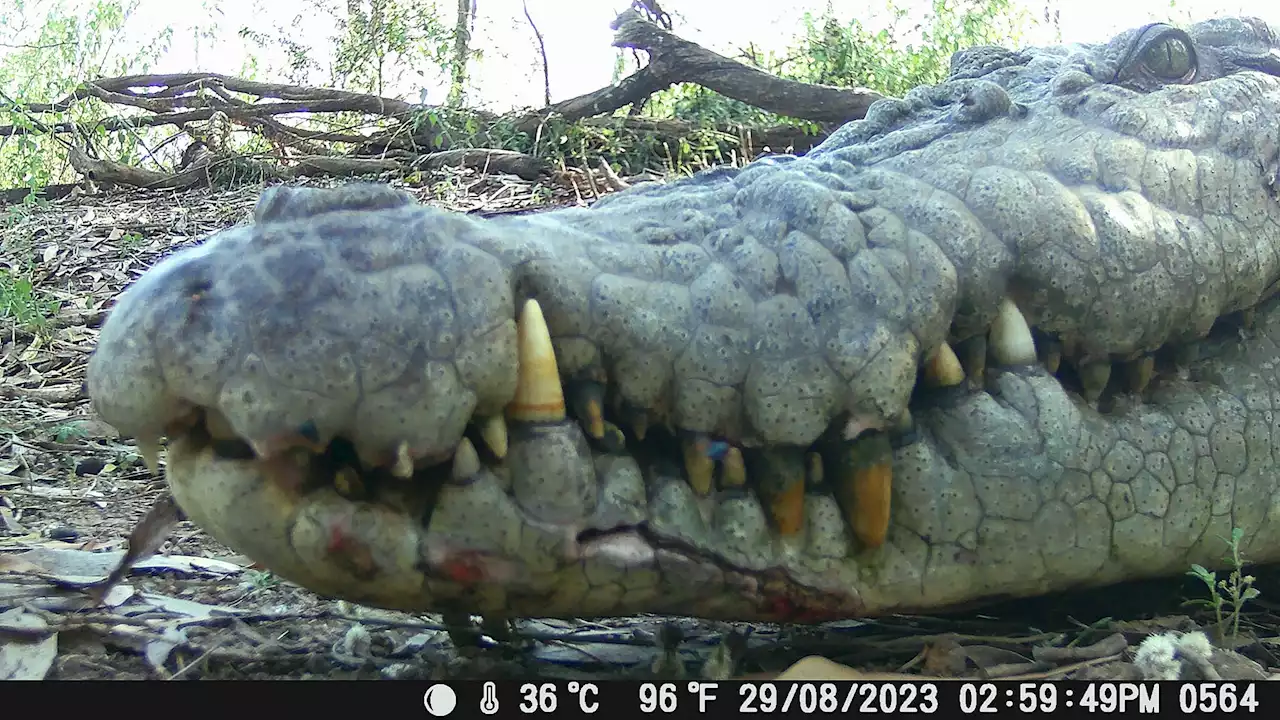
{"left": 3, "top": 9, "right": 876, "bottom": 192}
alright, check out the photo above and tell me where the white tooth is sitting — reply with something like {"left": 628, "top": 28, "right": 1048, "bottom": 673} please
{"left": 989, "top": 297, "right": 1037, "bottom": 366}
{"left": 452, "top": 437, "right": 481, "bottom": 481}
{"left": 479, "top": 415, "right": 508, "bottom": 458}
{"left": 392, "top": 441, "right": 414, "bottom": 478}
{"left": 507, "top": 299, "right": 566, "bottom": 422}
{"left": 137, "top": 437, "right": 162, "bottom": 475}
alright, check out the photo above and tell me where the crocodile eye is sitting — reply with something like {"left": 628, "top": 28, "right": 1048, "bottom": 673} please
{"left": 1140, "top": 35, "right": 1195, "bottom": 80}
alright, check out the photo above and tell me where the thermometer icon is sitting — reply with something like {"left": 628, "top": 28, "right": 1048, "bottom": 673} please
{"left": 480, "top": 681, "right": 500, "bottom": 715}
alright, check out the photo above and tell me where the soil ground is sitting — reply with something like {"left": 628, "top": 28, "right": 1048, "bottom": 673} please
{"left": 2, "top": 171, "right": 1278, "bottom": 681}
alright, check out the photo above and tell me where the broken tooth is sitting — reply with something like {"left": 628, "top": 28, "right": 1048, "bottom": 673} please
{"left": 507, "top": 299, "right": 566, "bottom": 422}
{"left": 682, "top": 437, "right": 715, "bottom": 497}
{"left": 391, "top": 441, "right": 414, "bottom": 478}
{"left": 923, "top": 342, "right": 965, "bottom": 388}
{"left": 836, "top": 431, "right": 893, "bottom": 549}
{"left": 451, "top": 437, "right": 481, "bottom": 482}
{"left": 1124, "top": 354, "right": 1155, "bottom": 395}
{"left": 568, "top": 379, "right": 606, "bottom": 439}
{"left": 989, "top": 297, "right": 1037, "bottom": 366}
{"left": 1080, "top": 359, "right": 1112, "bottom": 406}
{"left": 479, "top": 415, "right": 509, "bottom": 458}
{"left": 136, "top": 436, "right": 162, "bottom": 476}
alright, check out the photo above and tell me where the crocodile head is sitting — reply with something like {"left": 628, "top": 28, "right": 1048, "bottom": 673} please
{"left": 87, "top": 17, "right": 1280, "bottom": 621}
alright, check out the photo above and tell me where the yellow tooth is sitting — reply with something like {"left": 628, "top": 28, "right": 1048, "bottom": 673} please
{"left": 1125, "top": 354, "right": 1155, "bottom": 395}
{"left": 720, "top": 447, "right": 746, "bottom": 489}
{"left": 989, "top": 297, "right": 1037, "bottom": 366}
{"left": 835, "top": 431, "right": 893, "bottom": 549}
{"left": 1241, "top": 308, "right": 1256, "bottom": 329}
{"left": 923, "top": 342, "right": 965, "bottom": 388}
{"left": 334, "top": 466, "right": 366, "bottom": 499}
{"left": 479, "top": 415, "right": 509, "bottom": 458}
{"left": 136, "top": 437, "right": 161, "bottom": 476}
{"left": 452, "top": 437, "right": 480, "bottom": 482}
{"left": 599, "top": 421, "right": 628, "bottom": 454}
{"left": 756, "top": 449, "right": 806, "bottom": 536}
{"left": 805, "top": 451, "right": 824, "bottom": 488}
{"left": 570, "top": 382, "right": 606, "bottom": 439}
{"left": 1080, "top": 360, "right": 1111, "bottom": 405}
{"left": 770, "top": 476, "right": 805, "bottom": 537}
{"left": 507, "top": 299, "right": 566, "bottom": 422}
{"left": 682, "top": 438, "right": 715, "bottom": 497}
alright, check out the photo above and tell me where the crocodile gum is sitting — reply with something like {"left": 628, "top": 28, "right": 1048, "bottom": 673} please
{"left": 85, "top": 17, "right": 1280, "bottom": 622}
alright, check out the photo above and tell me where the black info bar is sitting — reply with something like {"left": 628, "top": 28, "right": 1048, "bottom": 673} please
{"left": 14, "top": 679, "right": 1267, "bottom": 717}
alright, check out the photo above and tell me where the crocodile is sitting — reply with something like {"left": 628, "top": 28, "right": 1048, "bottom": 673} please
{"left": 85, "top": 17, "right": 1280, "bottom": 623}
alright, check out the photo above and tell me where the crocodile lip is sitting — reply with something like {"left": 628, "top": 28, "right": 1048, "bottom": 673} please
{"left": 84, "top": 17, "right": 1280, "bottom": 622}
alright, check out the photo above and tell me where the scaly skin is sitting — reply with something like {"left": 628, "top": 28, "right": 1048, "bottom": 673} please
{"left": 86, "top": 17, "right": 1280, "bottom": 621}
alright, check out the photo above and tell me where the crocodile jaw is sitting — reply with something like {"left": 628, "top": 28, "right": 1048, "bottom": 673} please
{"left": 86, "top": 18, "right": 1280, "bottom": 621}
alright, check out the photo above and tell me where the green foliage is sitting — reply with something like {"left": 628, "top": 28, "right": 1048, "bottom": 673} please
{"left": 239, "top": 0, "right": 453, "bottom": 97}
{"left": 1186, "top": 527, "right": 1261, "bottom": 645}
{"left": 0, "top": 0, "right": 176, "bottom": 189}
{"left": 0, "top": 266, "right": 60, "bottom": 335}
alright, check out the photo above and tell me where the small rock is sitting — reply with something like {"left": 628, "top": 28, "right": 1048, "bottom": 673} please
{"left": 74, "top": 458, "right": 107, "bottom": 476}
{"left": 47, "top": 526, "right": 80, "bottom": 542}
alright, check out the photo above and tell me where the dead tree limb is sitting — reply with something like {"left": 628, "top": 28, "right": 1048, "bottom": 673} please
{"left": 5, "top": 8, "right": 885, "bottom": 193}
{"left": 608, "top": 8, "right": 882, "bottom": 124}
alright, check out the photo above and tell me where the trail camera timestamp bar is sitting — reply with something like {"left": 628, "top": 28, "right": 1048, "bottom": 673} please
{"left": 448, "top": 680, "right": 1264, "bottom": 718}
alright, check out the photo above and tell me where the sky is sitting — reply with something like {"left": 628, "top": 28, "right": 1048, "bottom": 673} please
{"left": 17, "top": 0, "right": 1280, "bottom": 109}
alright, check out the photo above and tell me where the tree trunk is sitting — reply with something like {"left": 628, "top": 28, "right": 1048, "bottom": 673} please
{"left": 448, "top": 0, "right": 473, "bottom": 106}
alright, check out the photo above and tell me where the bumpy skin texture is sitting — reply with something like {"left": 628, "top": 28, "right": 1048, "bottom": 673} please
{"left": 87, "top": 17, "right": 1280, "bottom": 621}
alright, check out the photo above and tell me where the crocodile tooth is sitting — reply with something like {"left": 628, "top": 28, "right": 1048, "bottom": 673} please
{"left": 923, "top": 342, "right": 965, "bottom": 387}
{"left": 835, "top": 431, "right": 893, "bottom": 549}
{"left": 598, "top": 420, "right": 628, "bottom": 454}
{"left": 479, "top": 415, "right": 508, "bottom": 458}
{"left": 334, "top": 466, "right": 366, "bottom": 499}
{"left": 1039, "top": 336, "right": 1062, "bottom": 374}
{"left": 136, "top": 436, "right": 162, "bottom": 476}
{"left": 568, "top": 379, "right": 606, "bottom": 439}
{"left": 1080, "top": 360, "right": 1111, "bottom": 406}
{"left": 451, "top": 437, "right": 481, "bottom": 482}
{"left": 682, "top": 437, "right": 715, "bottom": 497}
{"left": 720, "top": 447, "right": 746, "bottom": 489}
{"left": 1125, "top": 354, "right": 1155, "bottom": 395}
{"left": 805, "top": 451, "right": 824, "bottom": 489}
{"left": 989, "top": 297, "right": 1037, "bottom": 366}
{"left": 1241, "top": 307, "right": 1256, "bottom": 329}
{"left": 391, "top": 441, "right": 414, "bottom": 478}
{"left": 507, "top": 299, "right": 566, "bottom": 422}
{"left": 958, "top": 335, "right": 987, "bottom": 385}
{"left": 631, "top": 412, "right": 649, "bottom": 441}
{"left": 756, "top": 449, "right": 806, "bottom": 536}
